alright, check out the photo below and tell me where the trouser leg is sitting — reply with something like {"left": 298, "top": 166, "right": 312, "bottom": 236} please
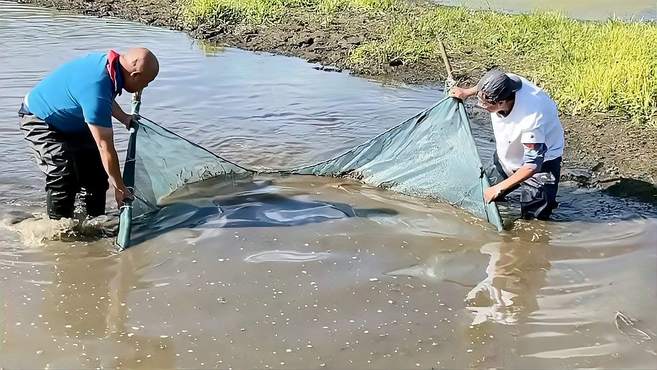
{"left": 20, "top": 115, "right": 78, "bottom": 219}
{"left": 520, "top": 157, "right": 561, "bottom": 220}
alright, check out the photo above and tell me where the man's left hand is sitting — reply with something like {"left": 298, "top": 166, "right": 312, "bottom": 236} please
{"left": 484, "top": 185, "right": 502, "bottom": 203}
{"left": 120, "top": 114, "right": 138, "bottom": 129}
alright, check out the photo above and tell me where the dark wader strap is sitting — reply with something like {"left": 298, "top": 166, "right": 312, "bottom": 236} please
{"left": 18, "top": 102, "right": 32, "bottom": 118}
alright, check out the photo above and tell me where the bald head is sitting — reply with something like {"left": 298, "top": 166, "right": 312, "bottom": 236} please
{"left": 119, "top": 47, "right": 159, "bottom": 93}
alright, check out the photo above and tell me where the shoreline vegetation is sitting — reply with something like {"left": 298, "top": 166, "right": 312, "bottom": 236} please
{"left": 12, "top": 0, "right": 657, "bottom": 188}
{"left": 183, "top": 0, "right": 657, "bottom": 127}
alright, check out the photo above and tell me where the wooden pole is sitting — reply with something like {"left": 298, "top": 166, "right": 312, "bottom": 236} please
{"left": 438, "top": 39, "right": 454, "bottom": 81}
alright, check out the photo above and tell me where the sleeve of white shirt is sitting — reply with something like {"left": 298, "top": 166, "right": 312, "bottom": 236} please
{"left": 520, "top": 114, "right": 546, "bottom": 144}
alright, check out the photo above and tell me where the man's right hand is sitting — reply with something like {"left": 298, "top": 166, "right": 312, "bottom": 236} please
{"left": 449, "top": 86, "right": 478, "bottom": 101}
{"left": 450, "top": 86, "right": 469, "bottom": 100}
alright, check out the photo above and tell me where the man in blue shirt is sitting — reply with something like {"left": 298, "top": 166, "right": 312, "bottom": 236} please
{"left": 19, "top": 48, "right": 159, "bottom": 219}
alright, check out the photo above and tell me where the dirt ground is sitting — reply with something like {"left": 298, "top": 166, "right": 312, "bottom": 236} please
{"left": 15, "top": 0, "right": 657, "bottom": 194}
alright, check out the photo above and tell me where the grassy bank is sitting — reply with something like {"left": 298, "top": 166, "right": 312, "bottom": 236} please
{"left": 183, "top": 0, "right": 657, "bottom": 126}
{"left": 183, "top": 0, "right": 396, "bottom": 24}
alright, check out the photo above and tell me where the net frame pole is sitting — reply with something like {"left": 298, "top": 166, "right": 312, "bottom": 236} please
{"left": 115, "top": 91, "right": 141, "bottom": 250}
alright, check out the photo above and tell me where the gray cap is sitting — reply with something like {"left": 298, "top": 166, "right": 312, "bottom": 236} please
{"left": 477, "top": 69, "right": 522, "bottom": 102}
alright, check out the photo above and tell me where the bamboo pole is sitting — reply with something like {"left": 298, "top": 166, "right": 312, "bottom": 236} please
{"left": 437, "top": 39, "right": 456, "bottom": 90}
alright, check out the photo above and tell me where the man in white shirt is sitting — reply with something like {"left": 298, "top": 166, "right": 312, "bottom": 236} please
{"left": 451, "top": 69, "right": 565, "bottom": 220}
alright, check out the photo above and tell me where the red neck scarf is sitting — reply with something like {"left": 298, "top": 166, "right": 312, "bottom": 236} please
{"left": 106, "top": 49, "right": 122, "bottom": 96}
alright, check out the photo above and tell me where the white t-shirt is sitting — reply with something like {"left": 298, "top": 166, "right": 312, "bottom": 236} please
{"left": 491, "top": 74, "right": 565, "bottom": 176}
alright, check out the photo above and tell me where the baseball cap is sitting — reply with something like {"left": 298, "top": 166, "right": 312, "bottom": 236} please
{"left": 477, "top": 69, "right": 522, "bottom": 103}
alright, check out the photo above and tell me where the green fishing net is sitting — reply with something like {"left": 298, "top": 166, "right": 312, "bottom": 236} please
{"left": 116, "top": 97, "right": 502, "bottom": 249}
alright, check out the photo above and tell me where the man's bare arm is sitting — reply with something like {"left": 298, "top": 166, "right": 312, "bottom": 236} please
{"left": 87, "top": 123, "right": 131, "bottom": 206}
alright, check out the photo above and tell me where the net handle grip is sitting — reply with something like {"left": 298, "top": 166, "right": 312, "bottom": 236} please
{"left": 131, "top": 90, "right": 142, "bottom": 116}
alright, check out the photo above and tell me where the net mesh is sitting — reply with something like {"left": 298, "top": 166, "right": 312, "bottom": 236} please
{"left": 117, "top": 97, "right": 502, "bottom": 249}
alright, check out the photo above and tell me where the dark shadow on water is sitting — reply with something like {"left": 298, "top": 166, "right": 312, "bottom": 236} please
{"left": 601, "top": 178, "right": 657, "bottom": 205}
{"left": 554, "top": 182, "right": 657, "bottom": 223}
{"left": 498, "top": 182, "right": 657, "bottom": 226}
{"left": 128, "top": 188, "right": 397, "bottom": 246}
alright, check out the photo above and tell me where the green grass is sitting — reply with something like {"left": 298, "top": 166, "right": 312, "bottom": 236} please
{"left": 183, "top": 0, "right": 657, "bottom": 125}
{"left": 351, "top": 7, "right": 657, "bottom": 125}
{"left": 183, "top": 0, "right": 294, "bottom": 24}
{"left": 182, "top": 0, "right": 395, "bottom": 24}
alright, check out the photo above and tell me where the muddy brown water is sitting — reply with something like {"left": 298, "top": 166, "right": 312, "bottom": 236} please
{"left": 1, "top": 2, "right": 657, "bottom": 368}
{"left": 434, "top": 0, "right": 657, "bottom": 20}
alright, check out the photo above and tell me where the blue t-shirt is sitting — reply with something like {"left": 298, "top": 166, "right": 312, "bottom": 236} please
{"left": 26, "top": 52, "right": 123, "bottom": 133}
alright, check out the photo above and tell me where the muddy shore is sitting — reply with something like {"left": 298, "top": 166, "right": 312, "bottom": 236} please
{"left": 14, "top": 0, "right": 657, "bottom": 194}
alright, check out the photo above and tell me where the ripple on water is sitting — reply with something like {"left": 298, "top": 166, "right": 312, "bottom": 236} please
{"left": 244, "top": 250, "right": 333, "bottom": 263}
